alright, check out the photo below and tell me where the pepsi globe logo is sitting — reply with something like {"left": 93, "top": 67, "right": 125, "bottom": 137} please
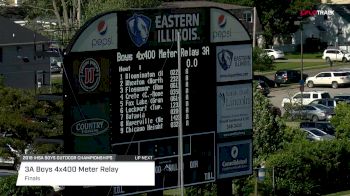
{"left": 218, "top": 14, "right": 226, "bottom": 28}
{"left": 97, "top": 20, "right": 107, "bottom": 35}
{"left": 79, "top": 58, "right": 101, "bottom": 92}
{"left": 92, "top": 20, "right": 112, "bottom": 48}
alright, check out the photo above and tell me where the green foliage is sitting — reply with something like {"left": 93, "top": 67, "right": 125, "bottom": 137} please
{"left": 21, "top": 0, "right": 53, "bottom": 20}
{"left": 252, "top": 0, "right": 321, "bottom": 47}
{"left": 212, "top": 0, "right": 253, "bottom": 6}
{"left": 253, "top": 82, "right": 285, "bottom": 159}
{"left": 186, "top": 182, "right": 217, "bottom": 196}
{"left": 264, "top": 139, "right": 350, "bottom": 195}
{"left": 83, "top": 0, "right": 161, "bottom": 22}
{"left": 331, "top": 102, "right": 350, "bottom": 138}
{"left": 0, "top": 85, "right": 63, "bottom": 159}
{"left": 252, "top": 47, "right": 274, "bottom": 71}
{"left": 0, "top": 175, "right": 53, "bottom": 196}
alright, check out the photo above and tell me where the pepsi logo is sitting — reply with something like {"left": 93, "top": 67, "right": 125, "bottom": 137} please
{"left": 97, "top": 20, "right": 108, "bottom": 35}
{"left": 218, "top": 14, "right": 226, "bottom": 28}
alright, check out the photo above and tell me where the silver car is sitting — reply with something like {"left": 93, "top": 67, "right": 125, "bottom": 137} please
{"left": 289, "top": 104, "right": 333, "bottom": 121}
{"left": 301, "top": 128, "right": 335, "bottom": 141}
{"left": 0, "top": 144, "right": 16, "bottom": 169}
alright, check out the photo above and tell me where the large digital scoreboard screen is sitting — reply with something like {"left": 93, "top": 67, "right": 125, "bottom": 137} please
{"left": 64, "top": 7, "right": 252, "bottom": 195}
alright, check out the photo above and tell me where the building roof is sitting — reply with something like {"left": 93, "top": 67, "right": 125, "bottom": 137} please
{"left": 159, "top": 1, "right": 251, "bottom": 9}
{"left": 0, "top": 15, "right": 49, "bottom": 46}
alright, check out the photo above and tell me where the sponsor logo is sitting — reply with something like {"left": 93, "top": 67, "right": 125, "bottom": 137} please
{"left": 97, "top": 20, "right": 108, "bottom": 35}
{"left": 212, "top": 14, "right": 233, "bottom": 41}
{"left": 217, "top": 49, "right": 233, "bottom": 70}
{"left": 71, "top": 118, "right": 109, "bottom": 136}
{"left": 218, "top": 14, "right": 226, "bottom": 28}
{"left": 79, "top": 58, "right": 100, "bottom": 92}
{"left": 300, "top": 9, "right": 334, "bottom": 16}
{"left": 127, "top": 14, "right": 151, "bottom": 47}
{"left": 231, "top": 146, "right": 238, "bottom": 159}
{"left": 92, "top": 20, "right": 112, "bottom": 48}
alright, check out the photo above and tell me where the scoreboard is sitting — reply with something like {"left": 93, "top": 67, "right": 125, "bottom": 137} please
{"left": 64, "top": 7, "right": 252, "bottom": 195}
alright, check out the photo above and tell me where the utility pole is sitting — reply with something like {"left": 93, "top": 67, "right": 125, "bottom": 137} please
{"left": 253, "top": 7, "right": 257, "bottom": 48}
{"left": 294, "top": 19, "right": 304, "bottom": 106}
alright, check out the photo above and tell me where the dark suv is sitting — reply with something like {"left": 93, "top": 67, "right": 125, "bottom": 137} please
{"left": 274, "top": 70, "right": 308, "bottom": 87}
{"left": 300, "top": 121, "right": 335, "bottom": 136}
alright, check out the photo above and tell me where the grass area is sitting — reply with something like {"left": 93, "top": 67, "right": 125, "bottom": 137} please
{"left": 273, "top": 62, "right": 326, "bottom": 71}
{"left": 285, "top": 52, "right": 322, "bottom": 59}
{"left": 325, "top": 190, "right": 350, "bottom": 196}
{"left": 51, "top": 76, "right": 62, "bottom": 84}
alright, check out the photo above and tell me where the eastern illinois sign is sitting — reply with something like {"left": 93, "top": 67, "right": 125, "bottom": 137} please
{"left": 64, "top": 7, "right": 252, "bottom": 195}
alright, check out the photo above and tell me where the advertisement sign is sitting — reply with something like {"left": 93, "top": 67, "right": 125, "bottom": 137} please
{"left": 216, "top": 44, "right": 252, "bottom": 82}
{"left": 71, "top": 13, "right": 118, "bottom": 52}
{"left": 68, "top": 96, "right": 111, "bottom": 153}
{"left": 210, "top": 8, "right": 250, "bottom": 43}
{"left": 217, "top": 83, "right": 252, "bottom": 137}
{"left": 217, "top": 139, "right": 252, "bottom": 179}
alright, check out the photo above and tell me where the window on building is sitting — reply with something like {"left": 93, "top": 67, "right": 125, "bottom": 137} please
{"left": 243, "top": 11, "right": 252, "bottom": 23}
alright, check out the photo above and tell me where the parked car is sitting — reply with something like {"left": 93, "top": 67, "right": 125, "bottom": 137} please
{"left": 253, "top": 75, "right": 277, "bottom": 88}
{"left": 309, "top": 98, "right": 349, "bottom": 109}
{"left": 256, "top": 80, "right": 270, "bottom": 96}
{"left": 0, "top": 144, "right": 18, "bottom": 169}
{"left": 301, "top": 128, "right": 335, "bottom": 141}
{"left": 281, "top": 90, "right": 331, "bottom": 108}
{"left": 300, "top": 121, "right": 336, "bottom": 136}
{"left": 274, "top": 70, "right": 308, "bottom": 87}
{"left": 0, "top": 170, "right": 16, "bottom": 180}
{"left": 50, "top": 63, "right": 62, "bottom": 74}
{"left": 288, "top": 104, "right": 333, "bottom": 121}
{"left": 264, "top": 49, "right": 285, "bottom": 60}
{"left": 306, "top": 71, "right": 350, "bottom": 88}
{"left": 322, "top": 48, "right": 350, "bottom": 63}
{"left": 334, "top": 94, "right": 350, "bottom": 101}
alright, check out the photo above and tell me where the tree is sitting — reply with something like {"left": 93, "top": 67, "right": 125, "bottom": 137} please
{"left": 82, "top": 0, "right": 161, "bottom": 22}
{"left": 0, "top": 84, "right": 63, "bottom": 164}
{"left": 254, "top": 0, "right": 321, "bottom": 47}
{"left": 253, "top": 82, "right": 285, "bottom": 159}
{"left": 214, "top": 0, "right": 320, "bottom": 47}
{"left": 330, "top": 102, "right": 350, "bottom": 138}
{"left": 22, "top": 0, "right": 82, "bottom": 45}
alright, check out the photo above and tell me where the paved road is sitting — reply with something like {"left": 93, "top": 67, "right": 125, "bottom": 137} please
{"left": 261, "top": 61, "right": 350, "bottom": 114}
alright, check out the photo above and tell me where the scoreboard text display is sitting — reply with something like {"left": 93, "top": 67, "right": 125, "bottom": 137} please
{"left": 64, "top": 7, "right": 252, "bottom": 195}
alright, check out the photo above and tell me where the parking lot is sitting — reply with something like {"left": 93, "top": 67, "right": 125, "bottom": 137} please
{"left": 268, "top": 79, "right": 350, "bottom": 115}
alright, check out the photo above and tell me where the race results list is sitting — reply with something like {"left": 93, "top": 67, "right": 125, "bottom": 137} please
{"left": 113, "top": 45, "right": 216, "bottom": 143}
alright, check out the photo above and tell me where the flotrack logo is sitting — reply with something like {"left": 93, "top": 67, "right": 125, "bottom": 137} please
{"left": 92, "top": 20, "right": 112, "bottom": 48}
{"left": 217, "top": 49, "right": 233, "bottom": 70}
{"left": 79, "top": 58, "right": 100, "bottom": 92}
{"left": 127, "top": 14, "right": 151, "bottom": 47}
